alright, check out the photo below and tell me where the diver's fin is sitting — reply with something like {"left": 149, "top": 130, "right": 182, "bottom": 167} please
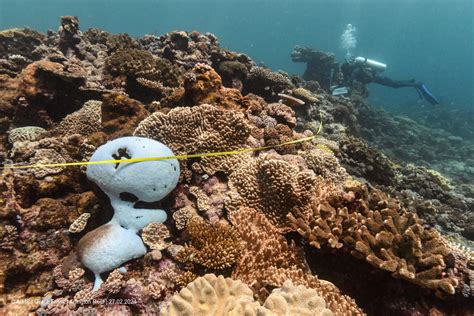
{"left": 417, "top": 83, "right": 439, "bottom": 105}
{"left": 414, "top": 86, "right": 423, "bottom": 99}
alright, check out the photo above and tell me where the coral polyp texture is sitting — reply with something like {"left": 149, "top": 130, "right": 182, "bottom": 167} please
{"left": 162, "top": 274, "right": 334, "bottom": 316}
{"left": 134, "top": 104, "right": 252, "bottom": 175}
{"left": 0, "top": 16, "right": 473, "bottom": 316}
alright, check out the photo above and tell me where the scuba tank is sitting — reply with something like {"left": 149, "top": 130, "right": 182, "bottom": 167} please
{"left": 354, "top": 56, "right": 387, "bottom": 72}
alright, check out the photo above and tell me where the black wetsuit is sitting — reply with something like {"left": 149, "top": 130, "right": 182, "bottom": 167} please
{"left": 340, "top": 62, "right": 420, "bottom": 97}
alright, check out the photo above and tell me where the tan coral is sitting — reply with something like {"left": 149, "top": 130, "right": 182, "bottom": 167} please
{"left": 68, "top": 213, "right": 91, "bottom": 233}
{"left": 293, "top": 87, "right": 320, "bottom": 104}
{"left": 189, "top": 186, "right": 210, "bottom": 212}
{"left": 288, "top": 181, "right": 460, "bottom": 295}
{"left": 177, "top": 217, "right": 242, "bottom": 270}
{"left": 141, "top": 222, "right": 172, "bottom": 251}
{"left": 0, "top": 225, "right": 18, "bottom": 250}
{"left": 8, "top": 126, "right": 46, "bottom": 144}
{"left": 173, "top": 206, "right": 197, "bottom": 230}
{"left": 302, "top": 148, "right": 350, "bottom": 184}
{"left": 227, "top": 153, "right": 318, "bottom": 231}
{"left": 134, "top": 104, "right": 252, "bottom": 175}
{"left": 230, "top": 207, "right": 362, "bottom": 315}
{"left": 8, "top": 136, "right": 74, "bottom": 179}
{"left": 278, "top": 93, "right": 305, "bottom": 106}
{"left": 51, "top": 100, "right": 101, "bottom": 137}
{"left": 29, "top": 148, "right": 67, "bottom": 178}
{"left": 263, "top": 280, "right": 334, "bottom": 316}
{"left": 163, "top": 274, "right": 346, "bottom": 316}
{"left": 104, "top": 269, "right": 125, "bottom": 294}
{"left": 53, "top": 265, "right": 86, "bottom": 293}
{"left": 162, "top": 274, "right": 260, "bottom": 316}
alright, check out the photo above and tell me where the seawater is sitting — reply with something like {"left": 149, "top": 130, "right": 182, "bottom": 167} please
{"left": 1, "top": 0, "right": 472, "bottom": 115}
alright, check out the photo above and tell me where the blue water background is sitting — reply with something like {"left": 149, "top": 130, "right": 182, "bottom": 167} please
{"left": 1, "top": 0, "right": 473, "bottom": 113}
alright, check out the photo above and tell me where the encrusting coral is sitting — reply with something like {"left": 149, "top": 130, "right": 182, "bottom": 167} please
{"left": 7, "top": 126, "right": 46, "bottom": 144}
{"left": 49, "top": 100, "right": 101, "bottom": 137}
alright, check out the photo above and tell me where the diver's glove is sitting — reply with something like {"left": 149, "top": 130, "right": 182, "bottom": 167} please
{"left": 415, "top": 83, "right": 439, "bottom": 105}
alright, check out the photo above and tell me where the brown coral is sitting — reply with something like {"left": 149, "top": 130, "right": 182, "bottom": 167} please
{"left": 172, "top": 206, "right": 197, "bottom": 230}
{"left": 99, "top": 92, "right": 150, "bottom": 139}
{"left": 227, "top": 153, "right": 318, "bottom": 231}
{"left": 105, "top": 48, "right": 182, "bottom": 87}
{"left": 288, "top": 181, "right": 460, "bottom": 295}
{"left": 141, "top": 222, "right": 172, "bottom": 251}
{"left": 230, "top": 207, "right": 363, "bottom": 315}
{"left": 180, "top": 63, "right": 244, "bottom": 110}
{"left": 50, "top": 100, "right": 101, "bottom": 137}
{"left": 177, "top": 217, "right": 242, "bottom": 270}
{"left": 134, "top": 104, "right": 252, "bottom": 175}
{"left": 0, "top": 225, "right": 18, "bottom": 250}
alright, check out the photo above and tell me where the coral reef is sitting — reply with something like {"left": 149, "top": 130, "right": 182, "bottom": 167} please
{"left": 162, "top": 274, "right": 334, "bottom": 316}
{"left": 288, "top": 180, "right": 467, "bottom": 295}
{"left": 177, "top": 217, "right": 242, "bottom": 270}
{"left": 0, "top": 16, "right": 472, "bottom": 316}
{"left": 230, "top": 207, "right": 363, "bottom": 314}
{"left": 134, "top": 104, "right": 252, "bottom": 176}
{"left": 227, "top": 153, "right": 318, "bottom": 232}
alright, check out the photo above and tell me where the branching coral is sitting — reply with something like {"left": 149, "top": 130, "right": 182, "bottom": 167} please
{"left": 134, "top": 104, "right": 252, "bottom": 175}
{"left": 230, "top": 207, "right": 363, "bottom": 314}
{"left": 288, "top": 180, "right": 461, "bottom": 295}
{"left": 176, "top": 217, "right": 242, "bottom": 270}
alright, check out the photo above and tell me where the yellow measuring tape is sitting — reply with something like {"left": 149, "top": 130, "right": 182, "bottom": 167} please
{"left": 1, "top": 112, "right": 324, "bottom": 170}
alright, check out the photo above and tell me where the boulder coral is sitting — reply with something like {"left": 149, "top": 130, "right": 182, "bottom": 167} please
{"left": 162, "top": 274, "right": 334, "bottom": 316}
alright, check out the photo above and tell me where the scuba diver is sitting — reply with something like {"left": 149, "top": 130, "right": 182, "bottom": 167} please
{"left": 291, "top": 46, "right": 439, "bottom": 105}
